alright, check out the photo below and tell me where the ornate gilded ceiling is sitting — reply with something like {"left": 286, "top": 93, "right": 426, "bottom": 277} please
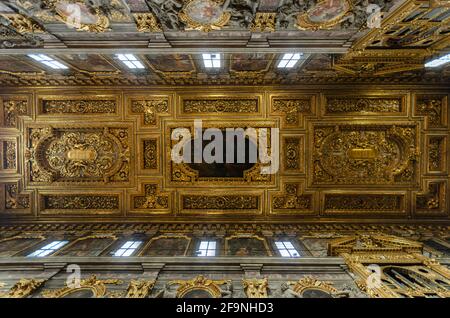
{"left": 1, "top": 86, "right": 449, "bottom": 223}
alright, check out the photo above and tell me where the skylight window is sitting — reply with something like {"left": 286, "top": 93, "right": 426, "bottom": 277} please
{"left": 116, "top": 54, "right": 145, "bottom": 69}
{"left": 277, "top": 53, "right": 302, "bottom": 68}
{"left": 28, "top": 54, "right": 68, "bottom": 69}
{"left": 202, "top": 53, "right": 221, "bottom": 68}
{"left": 275, "top": 241, "right": 300, "bottom": 258}
{"left": 27, "top": 240, "right": 69, "bottom": 257}
{"left": 425, "top": 53, "right": 450, "bottom": 68}
{"left": 113, "top": 241, "right": 142, "bottom": 257}
{"left": 196, "top": 241, "right": 216, "bottom": 256}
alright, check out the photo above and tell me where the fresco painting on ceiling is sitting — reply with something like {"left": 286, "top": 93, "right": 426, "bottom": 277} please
{"left": 231, "top": 53, "right": 273, "bottom": 72}
{"left": 56, "top": 237, "right": 115, "bottom": 257}
{"left": 146, "top": 54, "right": 195, "bottom": 72}
{"left": 55, "top": 1, "right": 99, "bottom": 26}
{"left": 183, "top": 0, "right": 225, "bottom": 25}
{"left": 226, "top": 237, "right": 269, "bottom": 256}
{"left": 141, "top": 237, "right": 190, "bottom": 256}
{"left": 62, "top": 54, "right": 117, "bottom": 73}
{"left": 308, "top": 0, "right": 351, "bottom": 23}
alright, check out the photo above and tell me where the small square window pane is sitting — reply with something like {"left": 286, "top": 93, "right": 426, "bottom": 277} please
{"left": 122, "top": 249, "right": 135, "bottom": 257}
{"left": 125, "top": 54, "right": 136, "bottom": 61}
{"left": 131, "top": 241, "right": 141, "bottom": 249}
{"left": 132, "top": 61, "right": 145, "bottom": 68}
{"left": 122, "top": 241, "right": 133, "bottom": 249}
{"left": 283, "top": 242, "right": 294, "bottom": 249}
{"left": 208, "top": 241, "right": 216, "bottom": 249}
{"left": 279, "top": 249, "right": 290, "bottom": 257}
{"left": 206, "top": 249, "right": 216, "bottom": 256}
{"left": 197, "top": 249, "right": 207, "bottom": 256}
{"left": 199, "top": 241, "right": 209, "bottom": 249}
{"left": 286, "top": 59, "right": 298, "bottom": 68}
{"left": 114, "top": 249, "right": 125, "bottom": 257}
{"left": 275, "top": 242, "right": 284, "bottom": 248}
{"left": 124, "top": 61, "right": 136, "bottom": 69}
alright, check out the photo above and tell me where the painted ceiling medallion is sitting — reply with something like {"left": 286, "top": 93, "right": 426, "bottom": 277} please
{"left": 296, "top": 0, "right": 352, "bottom": 30}
{"left": 179, "top": 0, "right": 231, "bottom": 32}
{"left": 55, "top": 1, "right": 110, "bottom": 33}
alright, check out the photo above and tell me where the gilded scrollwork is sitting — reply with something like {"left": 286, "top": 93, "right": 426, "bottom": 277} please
{"left": 5, "top": 184, "right": 30, "bottom": 210}
{"left": 41, "top": 99, "right": 117, "bottom": 114}
{"left": 182, "top": 195, "right": 259, "bottom": 210}
{"left": 2, "top": 99, "right": 28, "bottom": 128}
{"left": 125, "top": 280, "right": 156, "bottom": 298}
{"left": 26, "top": 126, "right": 131, "bottom": 184}
{"left": 416, "top": 181, "right": 447, "bottom": 215}
{"left": 169, "top": 275, "right": 230, "bottom": 298}
{"left": 243, "top": 278, "right": 268, "bottom": 298}
{"left": 0, "top": 14, "right": 44, "bottom": 34}
{"left": 2, "top": 140, "right": 16, "bottom": 170}
{"left": 41, "top": 194, "right": 119, "bottom": 211}
{"left": 42, "top": 275, "right": 122, "bottom": 298}
{"left": 133, "top": 13, "right": 162, "bottom": 32}
{"left": 283, "top": 137, "right": 302, "bottom": 172}
{"left": 271, "top": 97, "right": 312, "bottom": 128}
{"left": 250, "top": 13, "right": 276, "bottom": 32}
{"left": 143, "top": 139, "right": 158, "bottom": 170}
{"left": 428, "top": 136, "right": 446, "bottom": 172}
{"left": 289, "top": 276, "right": 338, "bottom": 296}
{"left": 132, "top": 184, "right": 169, "bottom": 210}
{"left": 313, "top": 124, "right": 418, "bottom": 185}
{"left": 0, "top": 279, "right": 45, "bottom": 298}
{"left": 272, "top": 183, "right": 312, "bottom": 212}
{"left": 415, "top": 95, "right": 446, "bottom": 128}
{"left": 324, "top": 194, "right": 403, "bottom": 213}
{"left": 130, "top": 99, "right": 169, "bottom": 127}
{"left": 182, "top": 98, "right": 258, "bottom": 114}
{"left": 325, "top": 97, "right": 403, "bottom": 114}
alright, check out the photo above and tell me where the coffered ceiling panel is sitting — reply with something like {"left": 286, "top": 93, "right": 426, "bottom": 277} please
{"left": 0, "top": 86, "right": 449, "bottom": 223}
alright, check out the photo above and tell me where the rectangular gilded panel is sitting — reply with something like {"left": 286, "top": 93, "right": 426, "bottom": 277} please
{"left": 281, "top": 135, "right": 305, "bottom": 174}
{"left": 25, "top": 124, "right": 133, "bottom": 186}
{"left": 178, "top": 93, "right": 262, "bottom": 117}
{"left": 311, "top": 123, "right": 419, "bottom": 186}
{"left": 269, "top": 94, "right": 315, "bottom": 129}
{"left": 0, "top": 95, "right": 31, "bottom": 128}
{"left": 323, "top": 95, "right": 406, "bottom": 115}
{"left": 323, "top": 193, "right": 406, "bottom": 215}
{"left": 179, "top": 192, "right": 262, "bottom": 215}
{"left": 414, "top": 94, "right": 448, "bottom": 129}
{"left": 39, "top": 193, "right": 121, "bottom": 215}
{"left": 0, "top": 138, "right": 17, "bottom": 171}
{"left": 37, "top": 94, "right": 120, "bottom": 118}
{"left": 426, "top": 135, "right": 448, "bottom": 175}
{"left": 414, "top": 180, "right": 448, "bottom": 217}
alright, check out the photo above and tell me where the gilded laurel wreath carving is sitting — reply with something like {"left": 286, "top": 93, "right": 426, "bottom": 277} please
{"left": 313, "top": 124, "right": 418, "bottom": 185}
{"left": 26, "top": 126, "right": 130, "bottom": 184}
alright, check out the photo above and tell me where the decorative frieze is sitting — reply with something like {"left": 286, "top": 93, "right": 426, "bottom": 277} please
{"left": 324, "top": 97, "right": 404, "bottom": 114}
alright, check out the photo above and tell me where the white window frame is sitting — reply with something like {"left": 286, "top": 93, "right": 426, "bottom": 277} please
{"left": 116, "top": 54, "right": 145, "bottom": 69}
{"left": 28, "top": 54, "right": 68, "bottom": 69}
{"left": 202, "top": 53, "right": 221, "bottom": 68}
{"left": 277, "top": 53, "right": 302, "bottom": 68}
{"left": 196, "top": 240, "right": 217, "bottom": 257}
{"left": 27, "top": 240, "right": 69, "bottom": 257}
{"left": 275, "top": 241, "right": 300, "bottom": 258}
{"left": 113, "top": 240, "right": 142, "bottom": 257}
